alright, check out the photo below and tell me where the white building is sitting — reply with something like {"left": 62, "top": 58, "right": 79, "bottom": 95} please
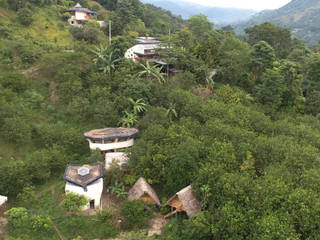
{"left": 84, "top": 127, "right": 139, "bottom": 152}
{"left": 125, "top": 37, "right": 164, "bottom": 61}
{"left": 0, "top": 195, "right": 7, "bottom": 207}
{"left": 64, "top": 3, "right": 97, "bottom": 27}
{"left": 84, "top": 127, "right": 138, "bottom": 170}
{"left": 105, "top": 152, "right": 129, "bottom": 170}
{"left": 64, "top": 164, "right": 103, "bottom": 210}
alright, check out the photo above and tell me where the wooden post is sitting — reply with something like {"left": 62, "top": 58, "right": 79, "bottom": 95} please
{"left": 109, "top": 21, "right": 112, "bottom": 45}
{"left": 164, "top": 209, "right": 179, "bottom": 219}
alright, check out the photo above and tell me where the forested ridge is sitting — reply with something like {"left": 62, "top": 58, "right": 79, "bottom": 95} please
{"left": 235, "top": 0, "right": 320, "bottom": 45}
{"left": 1, "top": 0, "right": 320, "bottom": 239}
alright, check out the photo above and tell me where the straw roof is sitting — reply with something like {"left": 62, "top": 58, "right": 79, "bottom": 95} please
{"left": 128, "top": 177, "right": 161, "bottom": 206}
{"left": 167, "top": 185, "right": 201, "bottom": 217}
{"left": 84, "top": 127, "right": 139, "bottom": 141}
{"left": 64, "top": 164, "right": 103, "bottom": 191}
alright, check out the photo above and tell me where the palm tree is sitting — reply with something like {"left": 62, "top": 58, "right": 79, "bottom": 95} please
{"left": 92, "top": 45, "right": 119, "bottom": 76}
{"left": 138, "top": 61, "right": 166, "bottom": 84}
{"left": 166, "top": 103, "right": 178, "bottom": 122}
{"left": 99, "top": 52, "right": 120, "bottom": 76}
{"left": 92, "top": 44, "right": 109, "bottom": 63}
{"left": 128, "top": 98, "right": 147, "bottom": 115}
{"left": 119, "top": 111, "right": 138, "bottom": 128}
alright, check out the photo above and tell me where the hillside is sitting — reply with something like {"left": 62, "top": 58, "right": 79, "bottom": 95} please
{"left": 236, "top": 0, "right": 320, "bottom": 44}
{"left": 141, "top": 0, "right": 256, "bottom": 25}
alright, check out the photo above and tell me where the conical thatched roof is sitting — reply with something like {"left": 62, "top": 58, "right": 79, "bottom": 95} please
{"left": 128, "top": 177, "right": 161, "bottom": 206}
{"left": 167, "top": 185, "right": 201, "bottom": 217}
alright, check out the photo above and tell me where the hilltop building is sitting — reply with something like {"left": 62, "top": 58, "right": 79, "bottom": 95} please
{"left": 84, "top": 127, "right": 139, "bottom": 169}
{"left": 64, "top": 3, "right": 97, "bottom": 27}
{"left": 128, "top": 177, "right": 161, "bottom": 206}
{"left": 165, "top": 185, "right": 201, "bottom": 218}
{"left": 64, "top": 164, "right": 103, "bottom": 210}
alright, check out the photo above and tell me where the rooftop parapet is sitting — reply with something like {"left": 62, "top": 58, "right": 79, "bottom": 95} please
{"left": 84, "top": 127, "right": 139, "bottom": 142}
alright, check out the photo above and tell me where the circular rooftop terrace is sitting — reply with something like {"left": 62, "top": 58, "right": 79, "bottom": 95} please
{"left": 84, "top": 127, "right": 139, "bottom": 141}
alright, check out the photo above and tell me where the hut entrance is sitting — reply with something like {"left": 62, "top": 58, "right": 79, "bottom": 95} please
{"left": 90, "top": 200, "right": 95, "bottom": 209}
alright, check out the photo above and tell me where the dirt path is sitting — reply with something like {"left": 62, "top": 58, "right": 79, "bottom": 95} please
{"left": 148, "top": 213, "right": 168, "bottom": 237}
{"left": 53, "top": 221, "right": 66, "bottom": 240}
{"left": 0, "top": 217, "right": 7, "bottom": 239}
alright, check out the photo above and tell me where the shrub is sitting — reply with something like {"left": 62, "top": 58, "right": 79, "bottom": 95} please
{"left": 5, "top": 207, "right": 31, "bottom": 230}
{"left": 97, "top": 209, "right": 114, "bottom": 222}
{"left": 17, "top": 186, "right": 36, "bottom": 204}
{"left": 17, "top": 8, "right": 33, "bottom": 26}
{"left": 61, "top": 193, "right": 88, "bottom": 213}
{"left": 1, "top": 117, "right": 32, "bottom": 144}
{"left": 120, "top": 200, "right": 150, "bottom": 230}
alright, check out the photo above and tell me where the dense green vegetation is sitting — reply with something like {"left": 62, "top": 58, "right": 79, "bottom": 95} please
{"left": 1, "top": 0, "right": 320, "bottom": 239}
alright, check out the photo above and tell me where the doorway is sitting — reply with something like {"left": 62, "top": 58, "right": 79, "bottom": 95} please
{"left": 90, "top": 200, "right": 95, "bottom": 209}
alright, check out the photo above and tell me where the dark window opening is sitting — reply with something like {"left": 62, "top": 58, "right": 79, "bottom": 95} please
{"left": 90, "top": 200, "right": 95, "bottom": 209}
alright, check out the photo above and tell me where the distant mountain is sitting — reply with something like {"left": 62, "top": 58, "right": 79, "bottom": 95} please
{"left": 235, "top": 0, "right": 320, "bottom": 44}
{"left": 141, "top": 0, "right": 257, "bottom": 25}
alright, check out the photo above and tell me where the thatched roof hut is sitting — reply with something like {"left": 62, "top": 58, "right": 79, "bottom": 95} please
{"left": 166, "top": 185, "right": 201, "bottom": 218}
{"left": 128, "top": 177, "right": 161, "bottom": 206}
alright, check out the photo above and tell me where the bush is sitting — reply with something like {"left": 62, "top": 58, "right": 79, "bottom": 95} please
{"left": 120, "top": 200, "right": 150, "bottom": 230}
{"left": 61, "top": 193, "right": 88, "bottom": 213}
{"left": 1, "top": 117, "right": 32, "bottom": 144}
{"left": 97, "top": 209, "right": 114, "bottom": 222}
{"left": 17, "top": 8, "right": 33, "bottom": 26}
{"left": 5, "top": 207, "right": 31, "bottom": 230}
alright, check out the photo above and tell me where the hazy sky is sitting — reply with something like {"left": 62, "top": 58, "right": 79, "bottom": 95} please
{"left": 183, "top": 0, "right": 292, "bottom": 11}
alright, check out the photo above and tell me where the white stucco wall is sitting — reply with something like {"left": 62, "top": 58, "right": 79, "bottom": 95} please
{"left": 125, "top": 44, "right": 160, "bottom": 60}
{"left": 105, "top": 152, "right": 129, "bottom": 169}
{"left": 0, "top": 195, "right": 7, "bottom": 206}
{"left": 65, "top": 178, "right": 103, "bottom": 210}
{"left": 75, "top": 11, "right": 88, "bottom": 21}
{"left": 87, "top": 138, "right": 134, "bottom": 151}
{"left": 97, "top": 21, "right": 106, "bottom": 28}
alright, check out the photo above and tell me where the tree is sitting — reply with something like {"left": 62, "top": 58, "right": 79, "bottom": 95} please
{"left": 138, "top": 61, "right": 166, "bottom": 84}
{"left": 245, "top": 22, "right": 292, "bottom": 58}
{"left": 92, "top": 46, "right": 120, "bottom": 76}
{"left": 17, "top": 8, "right": 33, "bottom": 26}
{"left": 305, "top": 54, "right": 320, "bottom": 92}
{"left": 249, "top": 41, "right": 276, "bottom": 79}
{"left": 255, "top": 69, "right": 286, "bottom": 109}
{"left": 120, "top": 200, "right": 150, "bottom": 230}
{"left": 128, "top": 97, "right": 147, "bottom": 115}
{"left": 216, "top": 35, "right": 253, "bottom": 91}
{"left": 279, "top": 60, "right": 303, "bottom": 108}
{"left": 305, "top": 90, "right": 320, "bottom": 115}
{"left": 5, "top": 207, "right": 31, "bottom": 230}
{"left": 187, "top": 14, "right": 213, "bottom": 41}
{"left": 61, "top": 193, "right": 88, "bottom": 213}
{"left": 119, "top": 110, "right": 138, "bottom": 127}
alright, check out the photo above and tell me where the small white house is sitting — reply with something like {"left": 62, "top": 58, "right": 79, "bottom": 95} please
{"left": 84, "top": 127, "right": 139, "bottom": 152}
{"left": 64, "top": 3, "right": 97, "bottom": 27}
{"left": 105, "top": 152, "right": 129, "bottom": 170}
{"left": 64, "top": 164, "right": 103, "bottom": 210}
